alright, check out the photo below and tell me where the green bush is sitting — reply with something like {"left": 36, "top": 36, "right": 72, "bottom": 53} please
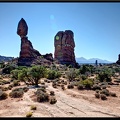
{"left": 66, "top": 68, "right": 78, "bottom": 81}
{"left": 80, "top": 79, "right": 94, "bottom": 89}
{"left": 11, "top": 69, "right": 20, "bottom": 80}
{"left": 97, "top": 68, "right": 112, "bottom": 82}
{"left": 47, "top": 70, "right": 61, "bottom": 80}
{"left": 81, "top": 75, "right": 87, "bottom": 80}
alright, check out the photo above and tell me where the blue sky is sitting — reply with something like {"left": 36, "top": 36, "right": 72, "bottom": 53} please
{"left": 0, "top": 2, "right": 120, "bottom": 62}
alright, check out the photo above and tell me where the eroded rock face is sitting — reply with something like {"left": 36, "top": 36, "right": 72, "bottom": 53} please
{"left": 54, "top": 30, "right": 76, "bottom": 66}
{"left": 116, "top": 54, "right": 120, "bottom": 65}
{"left": 17, "top": 18, "right": 41, "bottom": 66}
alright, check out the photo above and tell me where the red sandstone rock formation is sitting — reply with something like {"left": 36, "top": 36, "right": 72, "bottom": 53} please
{"left": 54, "top": 30, "right": 76, "bottom": 66}
{"left": 17, "top": 18, "right": 41, "bottom": 66}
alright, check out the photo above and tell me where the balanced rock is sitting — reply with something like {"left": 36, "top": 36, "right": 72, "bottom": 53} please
{"left": 54, "top": 30, "right": 76, "bottom": 66}
{"left": 17, "top": 18, "right": 41, "bottom": 66}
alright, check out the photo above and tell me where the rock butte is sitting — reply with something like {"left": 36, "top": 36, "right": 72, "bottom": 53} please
{"left": 54, "top": 30, "right": 76, "bottom": 66}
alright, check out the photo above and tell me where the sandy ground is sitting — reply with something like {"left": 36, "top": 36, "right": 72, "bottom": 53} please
{"left": 0, "top": 79, "right": 120, "bottom": 117}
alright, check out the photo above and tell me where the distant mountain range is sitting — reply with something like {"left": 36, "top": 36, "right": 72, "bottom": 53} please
{"left": 0, "top": 55, "right": 114, "bottom": 64}
{"left": 0, "top": 55, "right": 14, "bottom": 62}
{"left": 76, "top": 57, "right": 114, "bottom": 64}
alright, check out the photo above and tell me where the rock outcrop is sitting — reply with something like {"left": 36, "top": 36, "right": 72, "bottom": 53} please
{"left": 54, "top": 30, "right": 76, "bottom": 66}
{"left": 17, "top": 18, "right": 41, "bottom": 66}
{"left": 116, "top": 54, "right": 120, "bottom": 65}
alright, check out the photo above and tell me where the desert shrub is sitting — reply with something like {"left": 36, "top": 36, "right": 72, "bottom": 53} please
{"left": 61, "top": 80, "right": 64, "bottom": 83}
{"left": 79, "top": 64, "right": 95, "bottom": 74}
{"left": 81, "top": 75, "right": 87, "bottom": 80}
{"left": 11, "top": 69, "right": 20, "bottom": 80}
{"left": 97, "top": 69, "right": 112, "bottom": 82}
{"left": 109, "top": 92, "right": 117, "bottom": 97}
{"left": 8, "top": 84, "right": 14, "bottom": 88}
{"left": 57, "top": 81, "right": 61, "bottom": 84}
{"left": 93, "top": 79, "right": 100, "bottom": 84}
{"left": 95, "top": 89, "right": 100, "bottom": 93}
{"left": 77, "top": 84, "right": 84, "bottom": 90}
{"left": 100, "top": 89, "right": 110, "bottom": 96}
{"left": 47, "top": 70, "right": 61, "bottom": 80}
{"left": 30, "top": 105, "right": 37, "bottom": 110}
{"left": 80, "top": 79, "right": 94, "bottom": 89}
{"left": 8, "top": 86, "right": 12, "bottom": 90}
{"left": 50, "top": 91, "right": 55, "bottom": 96}
{"left": 0, "top": 80, "right": 10, "bottom": 85}
{"left": 61, "top": 84, "right": 65, "bottom": 90}
{"left": 26, "top": 112, "right": 33, "bottom": 117}
{"left": 0, "top": 90, "right": 8, "bottom": 100}
{"left": 12, "top": 80, "right": 20, "bottom": 86}
{"left": 63, "top": 81, "right": 67, "bottom": 85}
{"left": 95, "top": 93, "right": 100, "bottom": 99}
{"left": 18, "top": 66, "right": 47, "bottom": 87}
{"left": 92, "top": 84, "right": 101, "bottom": 90}
{"left": 9, "top": 88, "right": 24, "bottom": 98}
{"left": 35, "top": 88, "right": 46, "bottom": 95}
{"left": 101, "top": 85, "right": 107, "bottom": 89}
{"left": 67, "top": 83, "right": 74, "bottom": 89}
{"left": 2, "top": 64, "right": 16, "bottom": 74}
{"left": 23, "top": 87, "right": 29, "bottom": 92}
{"left": 49, "top": 97, "right": 57, "bottom": 104}
{"left": 66, "top": 68, "right": 78, "bottom": 81}
{"left": 53, "top": 85, "right": 57, "bottom": 88}
{"left": 52, "top": 82, "right": 57, "bottom": 88}
{"left": 36, "top": 91, "right": 49, "bottom": 102}
{"left": 1, "top": 87, "right": 8, "bottom": 91}
{"left": 100, "top": 94, "right": 107, "bottom": 100}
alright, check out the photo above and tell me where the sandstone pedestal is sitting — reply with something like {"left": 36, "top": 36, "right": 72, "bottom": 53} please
{"left": 17, "top": 18, "right": 41, "bottom": 66}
